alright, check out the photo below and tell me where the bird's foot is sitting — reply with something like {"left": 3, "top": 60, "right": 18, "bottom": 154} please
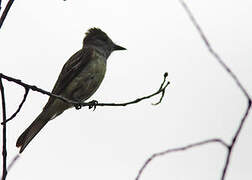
{"left": 88, "top": 100, "right": 98, "bottom": 111}
{"left": 74, "top": 103, "right": 82, "bottom": 110}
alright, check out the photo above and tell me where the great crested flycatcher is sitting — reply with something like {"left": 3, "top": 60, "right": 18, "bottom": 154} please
{"left": 16, "top": 28, "right": 126, "bottom": 153}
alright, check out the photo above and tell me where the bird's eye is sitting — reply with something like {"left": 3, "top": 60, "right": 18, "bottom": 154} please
{"left": 100, "top": 37, "right": 107, "bottom": 42}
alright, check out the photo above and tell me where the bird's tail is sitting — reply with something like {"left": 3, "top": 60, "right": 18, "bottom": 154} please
{"left": 16, "top": 111, "right": 50, "bottom": 153}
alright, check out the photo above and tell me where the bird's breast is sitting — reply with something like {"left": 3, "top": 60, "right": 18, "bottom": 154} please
{"left": 67, "top": 54, "right": 107, "bottom": 102}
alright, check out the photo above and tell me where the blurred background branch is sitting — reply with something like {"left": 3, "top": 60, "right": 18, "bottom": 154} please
{"left": 135, "top": 1, "right": 252, "bottom": 180}
{"left": 0, "top": 0, "right": 15, "bottom": 29}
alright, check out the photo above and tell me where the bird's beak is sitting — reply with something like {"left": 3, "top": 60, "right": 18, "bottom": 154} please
{"left": 113, "top": 44, "right": 126, "bottom": 51}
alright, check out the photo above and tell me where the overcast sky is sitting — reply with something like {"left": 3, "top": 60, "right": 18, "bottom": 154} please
{"left": 0, "top": 0, "right": 252, "bottom": 179}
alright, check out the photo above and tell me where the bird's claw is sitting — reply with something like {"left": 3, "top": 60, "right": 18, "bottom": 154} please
{"left": 74, "top": 103, "right": 82, "bottom": 110}
{"left": 88, "top": 100, "right": 98, "bottom": 111}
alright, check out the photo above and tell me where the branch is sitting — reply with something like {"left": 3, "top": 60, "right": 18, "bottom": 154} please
{"left": 178, "top": 1, "right": 252, "bottom": 179}
{"left": 0, "top": 72, "right": 169, "bottom": 124}
{"left": 221, "top": 100, "right": 251, "bottom": 180}
{"left": 0, "top": 78, "right": 7, "bottom": 180}
{"left": 93, "top": 72, "right": 169, "bottom": 107}
{"left": 134, "top": 2, "right": 252, "bottom": 180}
{"left": 135, "top": 138, "right": 228, "bottom": 180}
{"left": 0, "top": 73, "right": 74, "bottom": 106}
{"left": 7, "top": 154, "right": 20, "bottom": 171}
{"left": 0, "top": 0, "right": 15, "bottom": 29}
{"left": 178, "top": 0, "right": 251, "bottom": 100}
{"left": 3, "top": 88, "right": 29, "bottom": 124}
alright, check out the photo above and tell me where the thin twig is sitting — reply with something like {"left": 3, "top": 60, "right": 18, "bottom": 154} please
{"left": 0, "top": 0, "right": 15, "bottom": 29}
{"left": 0, "top": 78, "right": 7, "bottom": 180}
{"left": 152, "top": 72, "right": 168, "bottom": 105}
{"left": 95, "top": 73, "right": 169, "bottom": 107}
{"left": 135, "top": 138, "right": 228, "bottom": 180}
{"left": 1, "top": 88, "right": 29, "bottom": 125}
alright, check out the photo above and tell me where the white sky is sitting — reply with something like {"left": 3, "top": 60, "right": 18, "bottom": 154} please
{"left": 0, "top": 0, "right": 252, "bottom": 179}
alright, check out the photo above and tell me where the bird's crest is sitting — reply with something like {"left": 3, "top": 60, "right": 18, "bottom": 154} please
{"left": 83, "top": 28, "right": 109, "bottom": 44}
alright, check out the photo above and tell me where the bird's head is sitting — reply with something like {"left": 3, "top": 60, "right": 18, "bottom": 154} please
{"left": 83, "top": 28, "right": 126, "bottom": 58}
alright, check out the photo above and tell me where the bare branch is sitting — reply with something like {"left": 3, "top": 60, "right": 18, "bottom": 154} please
{"left": 1, "top": 88, "right": 30, "bottom": 125}
{"left": 135, "top": 138, "right": 228, "bottom": 180}
{"left": 0, "top": 77, "right": 7, "bottom": 180}
{"left": 0, "top": 72, "right": 169, "bottom": 122}
{"left": 0, "top": 73, "right": 74, "bottom": 105}
{"left": 221, "top": 100, "right": 251, "bottom": 180}
{"left": 0, "top": 0, "right": 15, "bottom": 29}
{"left": 178, "top": 0, "right": 252, "bottom": 179}
{"left": 178, "top": 0, "right": 251, "bottom": 100}
{"left": 94, "top": 72, "right": 169, "bottom": 107}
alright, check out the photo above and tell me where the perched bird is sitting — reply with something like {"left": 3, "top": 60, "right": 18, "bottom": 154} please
{"left": 16, "top": 28, "right": 126, "bottom": 153}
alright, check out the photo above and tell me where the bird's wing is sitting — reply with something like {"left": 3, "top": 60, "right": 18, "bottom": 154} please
{"left": 44, "top": 47, "right": 94, "bottom": 110}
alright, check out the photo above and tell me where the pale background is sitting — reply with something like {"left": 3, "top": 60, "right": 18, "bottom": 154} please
{"left": 0, "top": 0, "right": 252, "bottom": 179}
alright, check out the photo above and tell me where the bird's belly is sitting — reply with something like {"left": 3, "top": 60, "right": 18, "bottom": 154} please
{"left": 66, "top": 57, "right": 106, "bottom": 102}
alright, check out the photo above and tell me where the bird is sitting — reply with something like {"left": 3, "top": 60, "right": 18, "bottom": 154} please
{"left": 16, "top": 28, "right": 126, "bottom": 153}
